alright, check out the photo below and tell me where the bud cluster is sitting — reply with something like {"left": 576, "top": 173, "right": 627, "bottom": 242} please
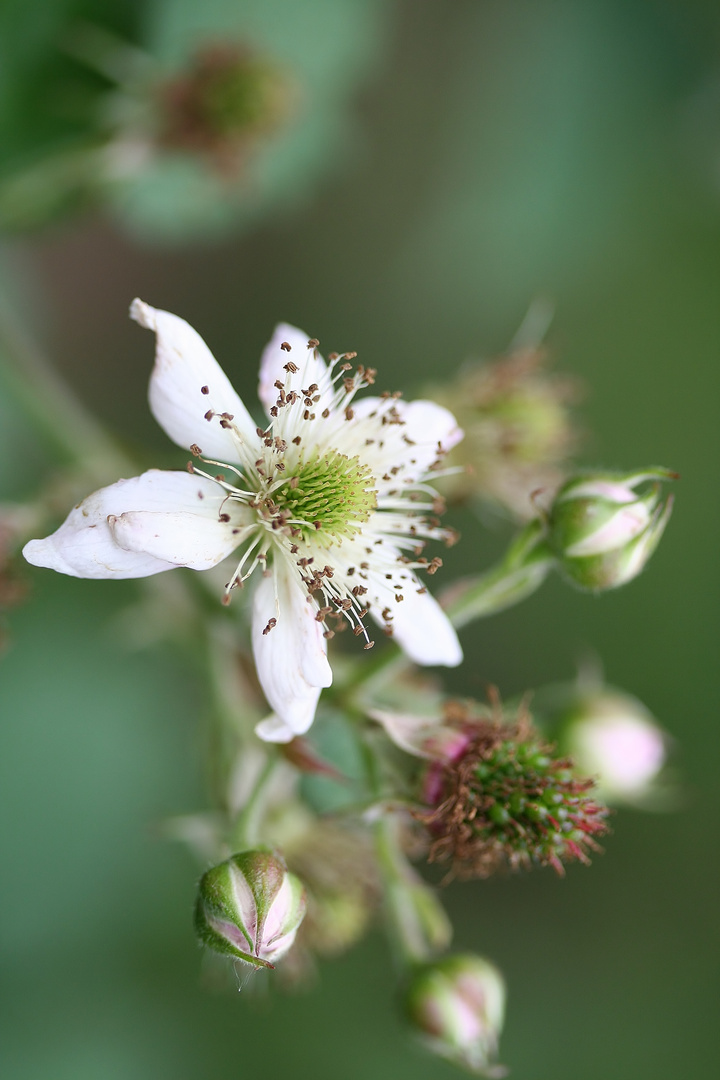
{"left": 421, "top": 704, "right": 610, "bottom": 877}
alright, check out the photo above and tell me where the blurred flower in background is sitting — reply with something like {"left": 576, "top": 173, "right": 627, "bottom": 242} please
{"left": 430, "top": 321, "right": 582, "bottom": 521}
{"left": 0, "top": 0, "right": 386, "bottom": 242}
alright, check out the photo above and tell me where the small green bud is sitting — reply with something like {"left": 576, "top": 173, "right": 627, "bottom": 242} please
{"left": 405, "top": 954, "right": 507, "bottom": 1077}
{"left": 195, "top": 850, "right": 306, "bottom": 969}
{"left": 547, "top": 468, "right": 676, "bottom": 591}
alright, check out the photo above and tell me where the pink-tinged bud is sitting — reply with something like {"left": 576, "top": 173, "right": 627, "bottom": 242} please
{"left": 547, "top": 467, "right": 676, "bottom": 591}
{"left": 563, "top": 691, "right": 667, "bottom": 803}
{"left": 195, "top": 850, "right": 306, "bottom": 970}
{"left": 405, "top": 954, "right": 507, "bottom": 1077}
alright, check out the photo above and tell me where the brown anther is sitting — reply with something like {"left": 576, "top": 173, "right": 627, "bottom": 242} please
{"left": 281, "top": 342, "right": 292, "bottom": 352}
{"left": 270, "top": 406, "right": 279, "bottom": 417}
{"left": 395, "top": 593, "right": 404, "bottom": 603}
{"left": 364, "top": 641, "right": 375, "bottom": 650}
{"left": 322, "top": 408, "right": 330, "bottom": 418}
{"left": 307, "top": 338, "right": 319, "bottom": 349}
{"left": 283, "top": 361, "right": 298, "bottom": 374}
{"left": 186, "top": 461, "right": 194, "bottom": 474}
{"left": 328, "top": 352, "right": 339, "bottom": 361}
{"left": 190, "top": 443, "right": 203, "bottom": 457}
{"left": 340, "top": 362, "right": 352, "bottom": 372}
{"left": 292, "top": 435, "right": 302, "bottom": 445}
{"left": 262, "top": 618, "right": 277, "bottom": 635}
{"left": 274, "top": 380, "right": 284, "bottom": 390}
{"left": 345, "top": 407, "right": 354, "bottom": 421}
{"left": 427, "top": 557, "right": 443, "bottom": 575}
{"left": 201, "top": 385, "right": 209, "bottom": 395}
{"left": 204, "top": 410, "right": 214, "bottom": 421}
{"left": 219, "top": 513, "right": 230, "bottom": 523}
{"left": 256, "top": 426, "right": 266, "bottom": 437}
{"left": 323, "top": 630, "right": 335, "bottom": 639}
{"left": 220, "top": 419, "right": 231, "bottom": 428}
{"left": 344, "top": 351, "right": 357, "bottom": 360}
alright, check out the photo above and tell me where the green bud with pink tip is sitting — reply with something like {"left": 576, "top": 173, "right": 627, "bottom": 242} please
{"left": 195, "top": 850, "right": 306, "bottom": 970}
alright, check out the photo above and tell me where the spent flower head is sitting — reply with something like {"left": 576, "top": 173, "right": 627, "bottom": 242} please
{"left": 157, "top": 42, "right": 293, "bottom": 174}
{"left": 194, "top": 850, "right": 306, "bottom": 970}
{"left": 405, "top": 953, "right": 507, "bottom": 1077}
{"left": 430, "top": 345, "right": 580, "bottom": 520}
{"left": 393, "top": 696, "right": 610, "bottom": 877}
{"left": 23, "top": 302, "right": 463, "bottom": 742}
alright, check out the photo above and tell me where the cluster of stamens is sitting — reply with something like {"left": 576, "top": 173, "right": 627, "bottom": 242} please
{"left": 186, "top": 337, "right": 458, "bottom": 648}
{"left": 421, "top": 700, "right": 609, "bottom": 878}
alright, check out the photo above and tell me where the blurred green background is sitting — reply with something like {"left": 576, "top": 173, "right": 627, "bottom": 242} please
{"left": 1, "top": 1, "right": 719, "bottom": 1078}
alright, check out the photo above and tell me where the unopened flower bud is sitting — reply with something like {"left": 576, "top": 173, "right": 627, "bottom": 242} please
{"left": 195, "top": 850, "right": 306, "bottom": 969}
{"left": 405, "top": 954, "right": 507, "bottom": 1077}
{"left": 547, "top": 467, "right": 676, "bottom": 591}
{"left": 559, "top": 690, "right": 667, "bottom": 804}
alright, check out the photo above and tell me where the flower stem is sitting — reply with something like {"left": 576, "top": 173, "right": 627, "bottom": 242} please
{"left": 230, "top": 753, "right": 277, "bottom": 851}
{"left": 360, "top": 731, "right": 450, "bottom": 968}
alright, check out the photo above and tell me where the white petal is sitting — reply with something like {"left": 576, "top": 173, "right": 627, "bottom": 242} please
{"left": 251, "top": 562, "right": 332, "bottom": 740}
{"left": 23, "top": 470, "right": 226, "bottom": 580}
{"left": 258, "top": 322, "right": 331, "bottom": 417}
{"left": 131, "top": 299, "right": 260, "bottom": 462}
{"left": 109, "top": 510, "right": 240, "bottom": 570}
{"left": 347, "top": 397, "right": 463, "bottom": 483}
{"left": 254, "top": 714, "right": 300, "bottom": 744}
{"left": 370, "top": 575, "right": 463, "bottom": 667}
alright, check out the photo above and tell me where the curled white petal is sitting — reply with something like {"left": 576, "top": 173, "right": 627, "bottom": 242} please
{"left": 258, "top": 322, "right": 331, "bottom": 418}
{"left": 254, "top": 713, "right": 300, "bottom": 744}
{"left": 109, "top": 510, "right": 240, "bottom": 570}
{"left": 23, "top": 470, "right": 225, "bottom": 579}
{"left": 131, "top": 298, "right": 260, "bottom": 461}
{"left": 252, "top": 562, "right": 332, "bottom": 741}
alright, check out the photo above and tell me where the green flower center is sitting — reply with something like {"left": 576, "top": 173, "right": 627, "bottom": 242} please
{"left": 269, "top": 451, "right": 377, "bottom": 543}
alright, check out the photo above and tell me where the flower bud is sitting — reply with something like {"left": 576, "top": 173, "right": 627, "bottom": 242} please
{"left": 547, "top": 468, "right": 676, "bottom": 591}
{"left": 405, "top": 954, "right": 507, "bottom": 1077}
{"left": 194, "top": 850, "right": 306, "bottom": 969}
{"left": 560, "top": 690, "right": 667, "bottom": 804}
